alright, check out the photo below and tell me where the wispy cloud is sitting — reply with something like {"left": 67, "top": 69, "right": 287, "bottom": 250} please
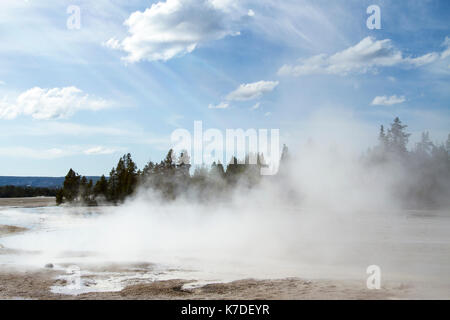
{"left": 441, "top": 36, "right": 450, "bottom": 59}
{"left": 0, "top": 145, "right": 122, "bottom": 160}
{"left": 208, "top": 102, "right": 229, "bottom": 109}
{"left": 209, "top": 80, "right": 278, "bottom": 110}
{"left": 0, "top": 122, "right": 130, "bottom": 137}
{"left": 278, "top": 36, "right": 449, "bottom": 77}
{"left": 226, "top": 80, "right": 279, "bottom": 101}
{"left": 250, "top": 102, "right": 260, "bottom": 110}
{"left": 371, "top": 95, "right": 406, "bottom": 106}
{"left": 166, "top": 114, "right": 185, "bottom": 127}
{"left": 83, "top": 146, "right": 120, "bottom": 155}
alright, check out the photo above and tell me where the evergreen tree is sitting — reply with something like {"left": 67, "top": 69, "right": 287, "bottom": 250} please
{"left": 193, "top": 165, "right": 208, "bottom": 179}
{"left": 378, "top": 125, "right": 388, "bottom": 149}
{"left": 415, "top": 132, "right": 434, "bottom": 157}
{"left": 56, "top": 188, "right": 64, "bottom": 205}
{"left": 124, "top": 153, "right": 138, "bottom": 197}
{"left": 107, "top": 153, "right": 138, "bottom": 202}
{"left": 280, "top": 144, "right": 289, "bottom": 162}
{"left": 63, "top": 169, "right": 80, "bottom": 202}
{"left": 93, "top": 175, "right": 108, "bottom": 198}
{"left": 142, "top": 161, "right": 155, "bottom": 178}
{"left": 107, "top": 167, "right": 118, "bottom": 202}
{"left": 387, "top": 117, "right": 411, "bottom": 154}
{"left": 216, "top": 161, "right": 225, "bottom": 177}
{"left": 446, "top": 134, "right": 450, "bottom": 155}
{"left": 278, "top": 144, "right": 290, "bottom": 175}
{"left": 79, "top": 176, "right": 88, "bottom": 202}
{"left": 225, "top": 156, "right": 248, "bottom": 184}
{"left": 210, "top": 161, "right": 225, "bottom": 179}
{"left": 163, "top": 149, "right": 176, "bottom": 173}
{"left": 176, "top": 150, "right": 191, "bottom": 178}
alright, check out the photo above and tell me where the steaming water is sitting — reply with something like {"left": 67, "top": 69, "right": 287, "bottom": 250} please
{"left": 1, "top": 203, "right": 449, "bottom": 296}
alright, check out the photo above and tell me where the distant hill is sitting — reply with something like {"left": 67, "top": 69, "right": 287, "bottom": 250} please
{"left": 0, "top": 176, "right": 101, "bottom": 188}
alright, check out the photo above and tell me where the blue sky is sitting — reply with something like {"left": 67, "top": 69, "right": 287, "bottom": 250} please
{"left": 0, "top": 0, "right": 449, "bottom": 176}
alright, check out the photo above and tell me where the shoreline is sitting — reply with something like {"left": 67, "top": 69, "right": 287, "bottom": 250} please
{"left": 0, "top": 197, "right": 56, "bottom": 208}
{"left": 0, "top": 265, "right": 408, "bottom": 300}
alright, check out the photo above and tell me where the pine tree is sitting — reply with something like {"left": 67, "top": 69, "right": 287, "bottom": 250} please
{"left": 177, "top": 150, "right": 191, "bottom": 178}
{"left": 107, "top": 167, "right": 118, "bottom": 202}
{"left": 107, "top": 153, "right": 138, "bottom": 202}
{"left": 142, "top": 161, "right": 155, "bottom": 178}
{"left": 163, "top": 149, "right": 176, "bottom": 173}
{"left": 63, "top": 169, "right": 80, "bottom": 202}
{"left": 210, "top": 161, "right": 224, "bottom": 179}
{"left": 415, "top": 132, "right": 434, "bottom": 157}
{"left": 79, "top": 176, "right": 89, "bottom": 202}
{"left": 378, "top": 125, "right": 388, "bottom": 149}
{"left": 56, "top": 188, "right": 64, "bottom": 205}
{"left": 124, "top": 153, "right": 138, "bottom": 197}
{"left": 216, "top": 161, "right": 225, "bottom": 177}
{"left": 446, "top": 134, "right": 450, "bottom": 154}
{"left": 387, "top": 117, "right": 411, "bottom": 154}
{"left": 94, "top": 175, "right": 108, "bottom": 198}
{"left": 280, "top": 144, "right": 289, "bottom": 162}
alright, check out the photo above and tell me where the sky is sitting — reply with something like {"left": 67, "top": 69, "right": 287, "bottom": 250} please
{"left": 0, "top": 0, "right": 449, "bottom": 176}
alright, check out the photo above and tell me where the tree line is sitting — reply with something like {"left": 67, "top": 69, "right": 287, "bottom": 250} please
{"left": 56, "top": 147, "right": 289, "bottom": 205}
{"left": 56, "top": 116, "right": 450, "bottom": 208}
{"left": 0, "top": 185, "right": 57, "bottom": 198}
{"left": 366, "top": 117, "right": 450, "bottom": 208}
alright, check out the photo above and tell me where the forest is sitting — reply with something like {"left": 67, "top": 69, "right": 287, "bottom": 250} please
{"left": 0, "top": 185, "right": 57, "bottom": 198}
{"left": 55, "top": 117, "right": 450, "bottom": 209}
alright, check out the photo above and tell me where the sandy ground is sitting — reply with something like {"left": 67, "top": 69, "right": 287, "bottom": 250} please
{"left": 0, "top": 197, "right": 55, "bottom": 208}
{"left": 0, "top": 197, "right": 448, "bottom": 300}
{"left": 0, "top": 218, "right": 407, "bottom": 300}
{"left": 0, "top": 225, "right": 28, "bottom": 237}
{"left": 0, "top": 265, "right": 408, "bottom": 300}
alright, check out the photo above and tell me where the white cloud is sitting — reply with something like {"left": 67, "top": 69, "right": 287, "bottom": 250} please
{"left": 264, "top": 112, "right": 272, "bottom": 117}
{"left": 0, "top": 146, "right": 74, "bottom": 160}
{"left": 250, "top": 102, "right": 260, "bottom": 110}
{"left": 0, "top": 122, "right": 131, "bottom": 138}
{"left": 405, "top": 52, "right": 439, "bottom": 67}
{"left": 278, "top": 37, "right": 446, "bottom": 76}
{"left": 209, "top": 80, "right": 278, "bottom": 110}
{"left": 371, "top": 95, "right": 406, "bottom": 106}
{"left": 102, "top": 38, "right": 121, "bottom": 50}
{"left": 0, "top": 99, "right": 19, "bottom": 120}
{"left": 441, "top": 36, "right": 450, "bottom": 59}
{"left": 226, "top": 80, "right": 279, "bottom": 101}
{"left": 0, "top": 145, "right": 121, "bottom": 159}
{"left": 83, "top": 146, "right": 119, "bottom": 155}
{"left": 0, "top": 87, "right": 110, "bottom": 120}
{"left": 208, "top": 101, "right": 229, "bottom": 109}
{"left": 107, "top": 0, "right": 247, "bottom": 62}
{"left": 248, "top": 9, "right": 255, "bottom": 17}
{"left": 0, "top": 80, "right": 5, "bottom": 85}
